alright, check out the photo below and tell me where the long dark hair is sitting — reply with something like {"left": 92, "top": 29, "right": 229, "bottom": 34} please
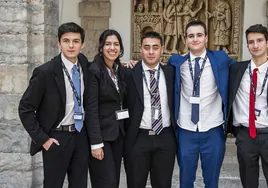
{"left": 93, "top": 29, "right": 126, "bottom": 93}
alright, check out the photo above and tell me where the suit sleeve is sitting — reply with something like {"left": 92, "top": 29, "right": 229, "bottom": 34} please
{"left": 85, "top": 68, "right": 103, "bottom": 145}
{"left": 18, "top": 67, "right": 50, "bottom": 148}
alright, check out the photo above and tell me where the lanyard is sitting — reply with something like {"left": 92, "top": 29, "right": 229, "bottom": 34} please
{"left": 188, "top": 56, "right": 207, "bottom": 96}
{"left": 249, "top": 63, "right": 268, "bottom": 101}
{"left": 142, "top": 66, "right": 161, "bottom": 97}
{"left": 61, "top": 62, "right": 82, "bottom": 106}
{"left": 108, "top": 68, "right": 124, "bottom": 109}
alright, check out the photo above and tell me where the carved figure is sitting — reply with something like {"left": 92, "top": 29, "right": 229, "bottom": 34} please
{"left": 163, "top": 0, "right": 177, "bottom": 53}
{"left": 151, "top": 2, "right": 158, "bottom": 13}
{"left": 206, "top": 0, "right": 231, "bottom": 53}
{"left": 137, "top": 3, "right": 144, "bottom": 13}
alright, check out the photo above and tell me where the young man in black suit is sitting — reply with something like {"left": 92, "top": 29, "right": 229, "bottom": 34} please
{"left": 18, "top": 22, "right": 90, "bottom": 188}
{"left": 228, "top": 24, "right": 268, "bottom": 188}
{"left": 124, "top": 32, "right": 177, "bottom": 188}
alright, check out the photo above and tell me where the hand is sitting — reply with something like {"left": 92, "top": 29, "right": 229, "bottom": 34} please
{"left": 42, "top": 138, "right": 60, "bottom": 151}
{"left": 91, "top": 148, "right": 104, "bottom": 160}
{"left": 121, "top": 60, "right": 138, "bottom": 69}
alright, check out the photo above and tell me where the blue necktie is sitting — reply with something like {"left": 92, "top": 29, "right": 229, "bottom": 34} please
{"left": 191, "top": 57, "right": 201, "bottom": 124}
{"left": 72, "top": 65, "right": 83, "bottom": 132}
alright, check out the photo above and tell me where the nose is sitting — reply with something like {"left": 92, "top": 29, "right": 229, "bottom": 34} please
{"left": 69, "top": 41, "right": 74, "bottom": 48}
{"left": 193, "top": 35, "right": 198, "bottom": 41}
{"left": 110, "top": 44, "right": 115, "bottom": 49}
{"left": 149, "top": 47, "right": 154, "bottom": 54}
{"left": 253, "top": 42, "right": 259, "bottom": 48}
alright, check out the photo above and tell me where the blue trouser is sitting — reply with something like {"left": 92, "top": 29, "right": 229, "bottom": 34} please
{"left": 177, "top": 125, "right": 226, "bottom": 188}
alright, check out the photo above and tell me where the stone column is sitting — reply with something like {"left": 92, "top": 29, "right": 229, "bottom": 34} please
{"left": 79, "top": 0, "right": 111, "bottom": 61}
{"left": 0, "top": 0, "right": 58, "bottom": 187}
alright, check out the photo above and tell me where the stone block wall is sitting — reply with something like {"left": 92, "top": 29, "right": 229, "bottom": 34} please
{"left": 0, "top": 0, "right": 59, "bottom": 187}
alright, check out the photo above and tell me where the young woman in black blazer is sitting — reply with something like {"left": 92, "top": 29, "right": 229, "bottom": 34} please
{"left": 86, "top": 29, "right": 127, "bottom": 188}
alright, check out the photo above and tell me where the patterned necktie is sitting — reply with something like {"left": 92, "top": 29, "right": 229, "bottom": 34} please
{"left": 191, "top": 57, "right": 201, "bottom": 124}
{"left": 149, "top": 69, "right": 163, "bottom": 134}
{"left": 249, "top": 68, "right": 258, "bottom": 138}
{"left": 72, "top": 65, "right": 83, "bottom": 132}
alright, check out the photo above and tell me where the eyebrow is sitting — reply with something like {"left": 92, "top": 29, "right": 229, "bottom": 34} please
{"left": 143, "top": 44, "right": 160, "bottom": 47}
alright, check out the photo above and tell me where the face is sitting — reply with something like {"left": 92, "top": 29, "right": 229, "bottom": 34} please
{"left": 58, "top": 32, "right": 84, "bottom": 63}
{"left": 186, "top": 25, "right": 207, "bottom": 55}
{"left": 102, "top": 35, "right": 121, "bottom": 64}
{"left": 247, "top": 33, "right": 268, "bottom": 59}
{"left": 140, "top": 37, "right": 163, "bottom": 68}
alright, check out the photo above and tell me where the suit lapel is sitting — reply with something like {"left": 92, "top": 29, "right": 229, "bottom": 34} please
{"left": 207, "top": 52, "right": 220, "bottom": 88}
{"left": 132, "top": 62, "right": 144, "bottom": 104}
{"left": 161, "top": 65, "right": 172, "bottom": 110}
{"left": 231, "top": 61, "right": 250, "bottom": 103}
{"left": 54, "top": 55, "right": 66, "bottom": 106}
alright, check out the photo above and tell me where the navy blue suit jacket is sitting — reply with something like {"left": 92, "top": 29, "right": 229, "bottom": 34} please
{"left": 168, "top": 50, "right": 235, "bottom": 129}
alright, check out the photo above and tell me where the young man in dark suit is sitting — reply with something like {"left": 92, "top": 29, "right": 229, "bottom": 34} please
{"left": 18, "top": 22, "right": 90, "bottom": 188}
{"left": 228, "top": 24, "right": 268, "bottom": 188}
{"left": 168, "top": 19, "right": 235, "bottom": 188}
{"left": 124, "top": 32, "right": 177, "bottom": 188}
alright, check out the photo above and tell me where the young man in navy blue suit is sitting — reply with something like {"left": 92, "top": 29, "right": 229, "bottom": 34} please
{"left": 168, "top": 19, "right": 235, "bottom": 188}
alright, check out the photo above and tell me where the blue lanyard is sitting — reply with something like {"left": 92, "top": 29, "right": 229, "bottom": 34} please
{"left": 142, "top": 66, "right": 161, "bottom": 97}
{"left": 61, "top": 62, "right": 82, "bottom": 106}
{"left": 188, "top": 56, "right": 207, "bottom": 96}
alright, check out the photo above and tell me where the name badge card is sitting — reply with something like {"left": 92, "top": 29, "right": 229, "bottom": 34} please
{"left": 189, "top": 97, "right": 200, "bottom": 104}
{"left": 115, "top": 109, "right": 129, "bottom": 120}
{"left": 255, "top": 109, "right": 261, "bottom": 117}
{"left": 74, "top": 112, "right": 84, "bottom": 120}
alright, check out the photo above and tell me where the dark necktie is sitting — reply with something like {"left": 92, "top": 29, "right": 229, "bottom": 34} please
{"left": 149, "top": 69, "right": 163, "bottom": 134}
{"left": 249, "top": 68, "right": 258, "bottom": 139}
{"left": 72, "top": 65, "right": 83, "bottom": 132}
{"left": 191, "top": 57, "right": 201, "bottom": 124}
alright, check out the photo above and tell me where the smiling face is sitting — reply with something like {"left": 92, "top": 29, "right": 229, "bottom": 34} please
{"left": 102, "top": 35, "right": 121, "bottom": 65}
{"left": 140, "top": 37, "right": 163, "bottom": 69}
{"left": 186, "top": 25, "right": 208, "bottom": 56}
{"left": 58, "top": 32, "right": 84, "bottom": 63}
{"left": 247, "top": 32, "right": 268, "bottom": 59}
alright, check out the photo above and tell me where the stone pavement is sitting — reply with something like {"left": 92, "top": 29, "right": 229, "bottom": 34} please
{"left": 63, "top": 138, "right": 267, "bottom": 188}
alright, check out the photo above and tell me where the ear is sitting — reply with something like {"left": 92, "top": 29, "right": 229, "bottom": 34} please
{"left": 81, "top": 43, "right": 85, "bottom": 49}
{"left": 205, "top": 35, "right": 208, "bottom": 43}
{"left": 161, "top": 45, "right": 164, "bottom": 54}
{"left": 58, "top": 41, "right": 61, "bottom": 48}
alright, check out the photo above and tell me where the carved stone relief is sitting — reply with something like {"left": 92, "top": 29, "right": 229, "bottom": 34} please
{"left": 132, "top": 0, "right": 244, "bottom": 61}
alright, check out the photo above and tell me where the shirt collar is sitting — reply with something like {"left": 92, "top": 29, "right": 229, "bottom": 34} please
{"left": 250, "top": 59, "right": 268, "bottom": 74}
{"left": 142, "top": 60, "right": 160, "bottom": 72}
{"left": 190, "top": 50, "right": 207, "bottom": 62}
{"left": 61, "top": 53, "right": 78, "bottom": 70}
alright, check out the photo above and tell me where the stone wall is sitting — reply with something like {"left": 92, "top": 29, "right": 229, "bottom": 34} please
{"left": 0, "top": 0, "right": 59, "bottom": 187}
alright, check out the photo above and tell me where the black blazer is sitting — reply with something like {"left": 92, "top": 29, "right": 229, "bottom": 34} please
{"left": 227, "top": 60, "right": 268, "bottom": 135}
{"left": 123, "top": 62, "right": 177, "bottom": 154}
{"left": 85, "top": 56, "right": 126, "bottom": 145}
{"left": 18, "top": 53, "right": 90, "bottom": 156}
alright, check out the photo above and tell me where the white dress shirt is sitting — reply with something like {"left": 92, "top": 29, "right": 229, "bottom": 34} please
{"left": 140, "top": 61, "right": 171, "bottom": 129}
{"left": 57, "top": 53, "right": 84, "bottom": 128}
{"left": 178, "top": 50, "right": 224, "bottom": 132}
{"left": 233, "top": 60, "right": 268, "bottom": 128}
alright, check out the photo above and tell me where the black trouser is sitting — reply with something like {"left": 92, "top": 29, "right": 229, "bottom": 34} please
{"left": 236, "top": 126, "right": 268, "bottom": 188}
{"left": 124, "top": 127, "right": 177, "bottom": 188}
{"left": 89, "top": 134, "right": 124, "bottom": 188}
{"left": 42, "top": 128, "right": 89, "bottom": 188}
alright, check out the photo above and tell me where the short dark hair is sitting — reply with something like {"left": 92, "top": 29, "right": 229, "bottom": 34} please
{"left": 58, "top": 22, "right": 85, "bottom": 43}
{"left": 185, "top": 19, "right": 207, "bottom": 36}
{"left": 245, "top": 24, "right": 268, "bottom": 43}
{"left": 98, "top": 29, "right": 124, "bottom": 58}
{"left": 141, "top": 31, "right": 163, "bottom": 46}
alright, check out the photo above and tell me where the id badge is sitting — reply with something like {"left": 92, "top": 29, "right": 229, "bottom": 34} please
{"left": 152, "top": 107, "right": 159, "bottom": 120}
{"left": 255, "top": 109, "right": 261, "bottom": 117}
{"left": 74, "top": 112, "right": 84, "bottom": 120}
{"left": 115, "top": 109, "right": 129, "bottom": 120}
{"left": 189, "top": 97, "right": 200, "bottom": 104}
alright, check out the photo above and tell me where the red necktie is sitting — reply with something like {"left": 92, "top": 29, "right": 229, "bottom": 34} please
{"left": 249, "top": 68, "right": 258, "bottom": 139}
